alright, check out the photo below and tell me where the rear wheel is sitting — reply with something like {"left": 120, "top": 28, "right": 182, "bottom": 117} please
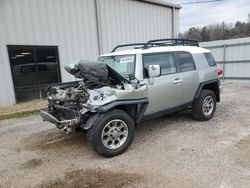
{"left": 192, "top": 89, "right": 216, "bottom": 121}
{"left": 87, "top": 109, "right": 135, "bottom": 157}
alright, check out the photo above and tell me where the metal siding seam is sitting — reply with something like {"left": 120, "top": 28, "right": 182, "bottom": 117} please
{"left": 222, "top": 44, "right": 226, "bottom": 80}
{"left": 95, "top": 0, "right": 103, "bottom": 54}
{"left": 172, "top": 7, "right": 175, "bottom": 38}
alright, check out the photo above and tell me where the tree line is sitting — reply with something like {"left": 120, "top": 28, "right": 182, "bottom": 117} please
{"left": 179, "top": 14, "right": 250, "bottom": 42}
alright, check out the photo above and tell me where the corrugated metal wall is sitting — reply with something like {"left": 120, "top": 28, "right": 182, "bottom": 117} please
{"left": 97, "top": 0, "right": 175, "bottom": 53}
{"left": 0, "top": 0, "right": 100, "bottom": 106}
{"left": 0, "top": 0, "right": 179, "bottom": 106}
{"left": 200, "top": 37, "right": 250, "bottom": 82}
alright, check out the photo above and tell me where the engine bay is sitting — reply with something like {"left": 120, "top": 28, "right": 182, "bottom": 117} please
{"left": 40, "top": 60, "right": 147, "bottom": 133}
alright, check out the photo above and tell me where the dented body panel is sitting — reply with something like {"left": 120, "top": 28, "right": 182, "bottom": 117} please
{"left": 40, "top": 60, "right": 148, "bottom": 133}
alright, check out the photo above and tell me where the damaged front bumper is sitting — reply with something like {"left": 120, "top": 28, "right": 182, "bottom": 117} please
{"left": 40, "top": 110, "right": 80, "bottom": 133}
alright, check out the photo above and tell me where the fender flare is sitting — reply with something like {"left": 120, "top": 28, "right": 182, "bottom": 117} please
{"left": 82, "top": 98, "right": 148, "bottom": 130}
{"left": 96, "top": 98, "right": 149, "bottom": 124}
{"left": 194, "top": 79, "right": 220, "bottom": 101}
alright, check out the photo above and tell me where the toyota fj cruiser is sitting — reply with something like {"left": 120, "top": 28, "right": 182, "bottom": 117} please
{"left": 40, "top": 39, "right": 222, "bottom": 157}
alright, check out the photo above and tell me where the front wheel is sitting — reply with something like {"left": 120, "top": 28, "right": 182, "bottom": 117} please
{"left": 87, "top": 109, "right": 135, "bottom": 157}
{"left": 192, "top": 89, "right": 217, "bottom": 121}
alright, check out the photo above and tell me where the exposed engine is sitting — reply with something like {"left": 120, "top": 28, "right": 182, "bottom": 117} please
{"left": 40, "top": 60, "right": 144, "bottom": 133}
{"left": 47, "top": 81, "right": 90, "bottom": 110}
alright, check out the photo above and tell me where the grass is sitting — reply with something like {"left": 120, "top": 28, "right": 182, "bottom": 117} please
{"left": 0, "top": 108, "right": 47, "bottom": 120}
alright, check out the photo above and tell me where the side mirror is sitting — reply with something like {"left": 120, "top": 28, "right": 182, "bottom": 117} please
{"left": 148, "top": 65, "right": 160, "bottom": 78}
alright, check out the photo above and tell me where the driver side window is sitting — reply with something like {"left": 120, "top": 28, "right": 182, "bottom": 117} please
{"left": 143, "top": 53, "right": 177, "bottom": 78}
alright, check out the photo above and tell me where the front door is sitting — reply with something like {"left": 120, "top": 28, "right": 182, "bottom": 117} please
{"left": 142, "top": 52, "right": 182, "bottom": 115}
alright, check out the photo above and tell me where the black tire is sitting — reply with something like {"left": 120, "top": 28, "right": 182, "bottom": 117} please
{"left": 192, "top": 89, "right": 216, "bottom": 121}
{"left": 87, "top": 109, "right": 135, "bottom": 158}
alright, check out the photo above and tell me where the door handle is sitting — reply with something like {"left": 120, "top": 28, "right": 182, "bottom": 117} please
{"left": 173, "top": 78, "right": 183, "bottom": 84}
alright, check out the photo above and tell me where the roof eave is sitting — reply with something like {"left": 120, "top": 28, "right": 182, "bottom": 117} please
{"left": 140, "top": 0, "right": 181, "bottom": 9}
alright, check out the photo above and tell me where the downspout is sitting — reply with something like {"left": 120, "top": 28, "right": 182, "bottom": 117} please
{"left": 94, "top": 0, "right": 103, "bottom": 55}
{"left": 172, "top": 7, "right": 176, "bottom": 38}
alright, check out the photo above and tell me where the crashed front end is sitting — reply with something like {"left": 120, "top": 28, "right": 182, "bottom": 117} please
{"left": 40, "top": 60, "right": 148, "bottom": 133}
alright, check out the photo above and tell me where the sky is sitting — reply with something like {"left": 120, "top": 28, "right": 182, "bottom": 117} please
{"left": 169, "top": 0, "right": 250, "bottom": 33}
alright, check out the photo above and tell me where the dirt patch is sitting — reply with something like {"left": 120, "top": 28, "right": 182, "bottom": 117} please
{"left": 19, "top": 159, "right": 43, "bottom": 169}
{"left": 15, "top": 129, "right": 86, "bottom": 152}
{"left": 38, "top": 169, "right": 143, "bottom": 188}
{"left": 235, "top": 135, "right": 250, "bottom": 168}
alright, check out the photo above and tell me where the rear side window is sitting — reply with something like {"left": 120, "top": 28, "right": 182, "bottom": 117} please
{"left": 204, "top": 53, "right": 216, "bottom": 66}
{"left": 177, "top": 52, "right": 196, "bottom": 72}
{"left": 143, "top": 53, "right": 177, "bottom": 77}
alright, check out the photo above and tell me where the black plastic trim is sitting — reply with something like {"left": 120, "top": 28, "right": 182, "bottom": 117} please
{"left": 111, "top": 43, "right": 146, "bottom": 52}
{"left": 53, "top": 105, "right": 80, "bottom": 115}
{"left": 142, "top": 102, "right": 193, "bottom": 121}
{"left": 81, "top": 113, "right": 100, "bottom": 130}
{"left": 194, "top": 79, "right": 220, "bottom": 101}
{"left": 144, "top": 38, "right": 199, "bottom": 49}
{"left": 135, "top": 103, "right": 148, "bottom": 123}
{"left": 95, "top": 98, "right": 148, "bottom": 124}
{"left": 111, "top": 38, "right": 199, "bottom": 52}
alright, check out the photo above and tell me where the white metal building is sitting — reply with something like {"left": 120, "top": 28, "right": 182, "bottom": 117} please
{"left": 0, "top": 0, "right": 180, "bottom": 107}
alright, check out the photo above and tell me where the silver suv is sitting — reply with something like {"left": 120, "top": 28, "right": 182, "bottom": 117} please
{"left": 40, "top": 39, "right": 222, "bottom": 157}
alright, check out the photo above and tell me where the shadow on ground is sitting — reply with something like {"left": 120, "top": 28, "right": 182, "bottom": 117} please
{"left": 38, "top": 169, "right": 143, "bottom": 188}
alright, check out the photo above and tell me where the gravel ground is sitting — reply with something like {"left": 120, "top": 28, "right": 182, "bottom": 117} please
{"left": 0, "top": 83, "right": 250, "bottom": 188}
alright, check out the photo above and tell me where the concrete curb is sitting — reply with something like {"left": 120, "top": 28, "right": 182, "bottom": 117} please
{"left": 0, "top": 107, "right": 47, "bottom": 120}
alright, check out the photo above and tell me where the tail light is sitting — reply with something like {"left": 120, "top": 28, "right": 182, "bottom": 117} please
{"left": 217, "top": 69, "right": 223, "bottom": 76}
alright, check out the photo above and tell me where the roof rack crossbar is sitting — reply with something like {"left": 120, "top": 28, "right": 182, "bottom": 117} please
{"left": 110, "top": 38, "right": 199, "bottom": 53}
{"left": 144, "top": 38, "right": 199, "bottom": 49}
{"left": 111, "top": 43, "right": 146, "bottom": 52}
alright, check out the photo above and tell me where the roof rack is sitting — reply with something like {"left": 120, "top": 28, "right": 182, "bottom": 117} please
{"left": 111, "top": 38, "right": 199, "bottom": 52}
{"left": 144, "top": 38, "right": 199, "bottom": 49}
{"left": 111, "top": 43, "right": 146, "bottom": 52}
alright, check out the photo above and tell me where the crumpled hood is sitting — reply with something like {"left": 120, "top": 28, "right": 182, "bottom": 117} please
{"left": 64, "top": 60, "right": 131, "bottom": 84}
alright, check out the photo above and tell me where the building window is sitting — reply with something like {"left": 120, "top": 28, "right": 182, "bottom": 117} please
{"left": 8, "top": 45, "right": 61, "bottom": 102}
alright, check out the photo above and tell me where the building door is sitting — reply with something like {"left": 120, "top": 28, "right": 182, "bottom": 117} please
{"left": 8, "top": 45, "right": 61, "bottom": 102}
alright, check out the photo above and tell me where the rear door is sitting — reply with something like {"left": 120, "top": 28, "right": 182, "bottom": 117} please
{"left": 142, "top": 52, "right": 183, "bottom": 115}
{"left": 175, "top": 52, "right": 199, "bottom": 104}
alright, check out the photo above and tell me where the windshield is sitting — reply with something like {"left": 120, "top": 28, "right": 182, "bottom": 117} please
{"left": 98, "top": 55, "right": 135, "bottom": 77}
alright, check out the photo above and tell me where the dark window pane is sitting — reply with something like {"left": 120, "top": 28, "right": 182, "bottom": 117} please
{"left": 143, "top": 53, "right": 176, "bottom": 77}
{"left": 15, "top": 87, "right": 40, "bottom": 102}
{"left": 8, "top": 46, "right": 61, "bottom": 102}
{"left": 37, "top": 48, "right": 57, "bottom": 62}
{"left": 9, "top": 47, "right": 38, "bottom": 87}
{"left": 178, "top": 52, "right": 196, "bottom": 72}
{"left": 204, "top": 52, "right": 216, "bottom": 66}
{"left": 37, "top": 48, "right": 60, "bottom": 85}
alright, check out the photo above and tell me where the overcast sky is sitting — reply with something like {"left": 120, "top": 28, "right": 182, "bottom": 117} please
{"left": 170, "top": 0, "right": 250, "bottom": 33}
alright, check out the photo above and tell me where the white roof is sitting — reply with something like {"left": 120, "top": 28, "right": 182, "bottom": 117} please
{"left": 141, "top": 0, "right": 181, "bottom": 9}
{"left": 100, "top": 46, "right": 211, "bottom": 57}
